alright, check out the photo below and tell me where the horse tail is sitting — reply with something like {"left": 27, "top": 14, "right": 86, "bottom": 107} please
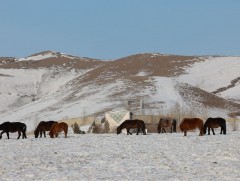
{"left": 172, "top": 119, "right": 177, "bottom": 132}
{"left": 222, "top": 118, "right": 227, "bottom": 134}
{"left": 141, "top": 121, "right": 146, "bottom": 135}
{"left": 22, "top": 124, "right": 27, "bottom": 139}
{"left": 179, "top": 120, "right": 183, "bottom": 132}
{"left": 203, "top": 120, "right": 208, "bottom": 134}
{"left": 157, "top": 123, "right": 160, "bottom": 133}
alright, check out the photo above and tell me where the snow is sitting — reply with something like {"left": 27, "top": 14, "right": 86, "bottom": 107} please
{"left": 177, "top": 57, "right": 240, "bottom": 100}
{"left": 150, "top": 77, "right": 183, "bottom": 109}
{"left": 136, "top": 71, "right": 149, "bottom": 76}
{"left": 18, "top": 53, "right": 57, "bottom": 61}
{"left": 0, "top": 132, "right": 240, "bottom": 180}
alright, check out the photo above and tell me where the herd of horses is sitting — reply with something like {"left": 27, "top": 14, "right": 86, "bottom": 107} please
{"left": 0, "top": 117, "right": 227, "bottom": 139}
{"left": 0, "top": 121, "right": 68, "bottom": 139}
{"left": 117, "top": 117, "right": 227, "bottom": 136}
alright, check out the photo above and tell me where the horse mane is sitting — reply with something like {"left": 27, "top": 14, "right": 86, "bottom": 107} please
{"left": 35, "top": 121, "right": 44, "bottom": 130}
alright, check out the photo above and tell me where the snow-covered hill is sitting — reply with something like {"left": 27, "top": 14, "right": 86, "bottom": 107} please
{"left": 0, "top": 51, "right": 239, "bottom": 131}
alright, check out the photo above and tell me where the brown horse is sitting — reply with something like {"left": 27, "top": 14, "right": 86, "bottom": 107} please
{"left": 49, "top": 122, "right": 68, "bottom": 138}
{"left": 203, "top": 117, "right": 226, "bottom": 135}
{"left": 157, "top": 118, "right": 177, "bottom": 133}
{"left": 34, "top": 121, "right": 57, "bottom": 138}
{"left": 179, "top": 118, "right": 204, "bottom": 136}
{"left": 0, "top": 122, "right": 27, "bottom": 139}
{"left": 117, "top": 119, "right": 146, "bottom": 135}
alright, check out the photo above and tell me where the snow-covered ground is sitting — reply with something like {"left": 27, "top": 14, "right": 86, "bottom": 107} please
{"left": 0, "top": 131, "right": 240, "bottom": 180}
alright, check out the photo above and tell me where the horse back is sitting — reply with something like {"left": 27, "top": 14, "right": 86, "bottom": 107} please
{"left": 51, "top": 122, "right": 68, "bottom": 132}
{"left": 58, "top": 122, "right": 68, "bottom": 131}
{"left": 121, "top": 119, "right": 145, "bottom": 129}
{"left": 205, "top": 117, "right": 226, "bottom": 128}
{"left": 0, "top": 122, "right": 26, "bottom": 132}
{"left": 180, "top": 118, "right": 203, "bottom": 131}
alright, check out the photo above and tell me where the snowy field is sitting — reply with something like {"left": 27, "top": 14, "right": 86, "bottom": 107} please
{"left": 0, "top": 131, "right": 240, "bottom": 181}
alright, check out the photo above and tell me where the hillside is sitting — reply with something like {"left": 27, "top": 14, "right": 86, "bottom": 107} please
{"left": 0, "top": 51, "right": 240, "bottom": 131}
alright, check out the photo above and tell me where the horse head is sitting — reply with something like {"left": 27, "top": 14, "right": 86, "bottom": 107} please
{"left": 49, "top": 131, "right": 54, "bottom": 138}
{"left": 34, "top": 129, "right": 39, "bottom": 138}
{"left": 116, "top": 126, "right": 122, "bottom": 135}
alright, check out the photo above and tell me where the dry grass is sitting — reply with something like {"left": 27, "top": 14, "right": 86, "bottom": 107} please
{"left": 227, "top": 118, "right": 239, "bottom": 131}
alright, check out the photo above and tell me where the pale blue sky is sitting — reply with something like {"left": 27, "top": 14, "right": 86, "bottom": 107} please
{"left": 0, "top": 0, "right": 240, "bottom": 59}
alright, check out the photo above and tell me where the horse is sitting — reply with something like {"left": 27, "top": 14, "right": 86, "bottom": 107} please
{"left": 203, "top": 117, "right": 226, "bottom": 135}
{"left": 157, "top": 117, "right": 177, "bottom": 133}
{"left": 179, "top": 118, "right": 204, "bottom": 136}
{"left": 0, "top": 122, "right": 27, "bottom": 139}
{"left": 49, "top": 122, "right": 68, "bottom": 138}
{"left": 116, "top": 119, "right": 146, "bottom": 135}
{"left": 34, "top": 121, "right": 57, "bottom": 138}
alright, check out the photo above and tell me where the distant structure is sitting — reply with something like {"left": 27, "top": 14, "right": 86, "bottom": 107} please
{"left": 105, "top": 110, "right": 130, "bottom": 132}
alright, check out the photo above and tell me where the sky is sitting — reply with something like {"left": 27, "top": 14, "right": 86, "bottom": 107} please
{"left": 0, "top": 0, "right": 240, "bottom": 60}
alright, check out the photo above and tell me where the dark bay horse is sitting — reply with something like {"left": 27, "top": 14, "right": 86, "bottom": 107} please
{"left": 0, "top": 122, "right": 27, "bottom": 139}
{"left": 157, "top": 117, "right": 177, "bottom": 133}
{"left": 34, "top": 121, "right": 57, "bottom": 138}
{"left": 203, "top": 117, "right": 226, "bottom": 135}
{"left": 49, "top": 122, "right": 68, "bottom": 138}
{"left": 179, "top": 118, "right": 204, "bottom": 136}
{"left": 117, "top": 119, "right": 146, "bottom": 135}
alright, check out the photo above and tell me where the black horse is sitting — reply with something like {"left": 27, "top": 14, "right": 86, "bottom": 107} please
{"left": 203, "top": 117, "right": 226, "bottom": 135}
{"left": 34, "top": 121, "right": 57, "bottom": 138}
{"left": 117, "top": 119, "right": 146, "bottom": 135}
{"left": 0, "top": 122, "right": 27, "bottom": 139}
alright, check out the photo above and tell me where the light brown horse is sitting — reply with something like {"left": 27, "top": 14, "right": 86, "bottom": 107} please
{"left": 34, "top": 121, "right": 57, "bottom": 138}
{"left": 157, "top": 118, "right": 177, "bottom": 133}
{"left": 179, "top": 118, "right": 204, "bottom": 136}
{"left": 117, "top": 119, "right": 146, "bottom": 135}
{"left": 49, "top": 122, "right": 68, "bottom": 138}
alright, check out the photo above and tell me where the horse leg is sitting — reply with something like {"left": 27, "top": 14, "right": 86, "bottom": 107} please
{"left": 17, "top": 130, "right": 21, "bottom": 139}
{"left": 136, "top": 128, "right": 139, "bottom": 135}
{"left": 157, "top": 126, "right": 160, "bottom": 134}
{"left": 222, "top": 126, "right": 226, "bottom": 134}
{"left": 199, "top": 127, "right": 204, "bottom": 136}
{"left": 0, "top": 131, "right": 5, "bottom": 139}
{"left": 220, "top": 127, "right": 223, "bottom": 134}
{"left": 142, "top": 127, "right": 146, "bottom": 135}
{"left": 208, "top": 127, "right": 211, "bottom": 135}
{"left": 211, "top": 128, "right": 215, "bottom": 135}
{"left": 6, "top": 131, "right": 10, "bottom": 139}
{"left": 184, "top": 131, "right": 187, "bottom": 136}
{"left": 127, "top": 129, "right": 132, "bottom": 135}
{"left": 23, "top": 131, "right": 27, "bottom": 139}
{"left": 40, "top": 131, "right": 42, "bottom": 138}
{"left": 163, "top": 127, "right": 166, "bottom": 133}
